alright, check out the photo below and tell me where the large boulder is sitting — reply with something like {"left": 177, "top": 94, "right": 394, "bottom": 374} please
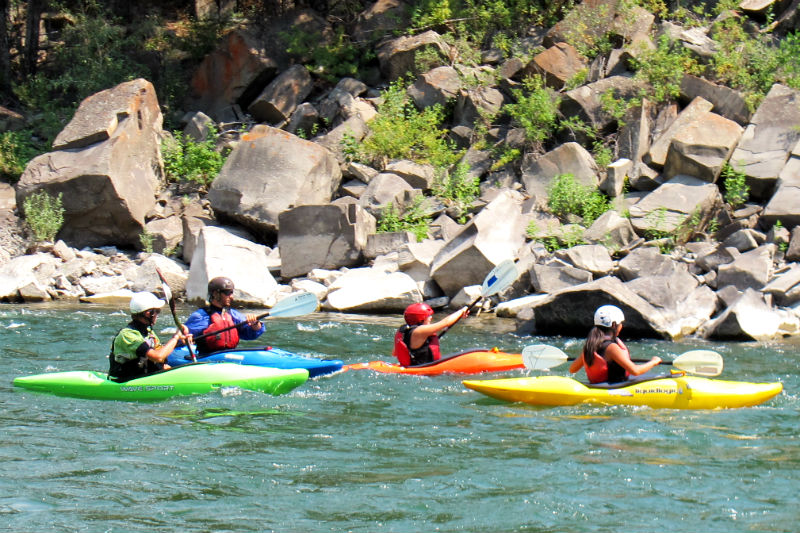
{"left": 278, "top": 203, "right": 376, "bottom": 279}
{"left": 646, "top": 96, "right": 714, "bottom": 169}
{"left": 561, "top": 75, "right": 642, "bottom": 134}
{"left": 408, "top": 66, "right": 462, "bottom": 109}
{"left": 186, "top": 226, "right": 279, "bottom": 306}
{"left": 430, "top": 190, "right": 526, "bottom": 295}
{"left": 662, "top": 112, "right": 743, "bottom": 183}
{"left": 247, "top": 64, "right": 313, "bottom": 124}
{"left": 521, "top": 42, "right": 587, "bottom": 89}
{"left": 679, "top": 74, "right": 750, "bottom": 126}
{"left": 761, "top": 139, "right": 800, "bottom": 229}
{"left": 324, "top": 268, "right": 422, "bottom": 312}
{"left": 717, "top": 244, "right": 774, "bottom": 291}
{"left": 376, "top": 30, "right": 450, "bottom": 81}
{"left": 208, "top": 125, "right": 342, "bottom": 239}
{"left": 16, "top": 79, "right": 163, "bottom": 248}
{"left": 521, "top": 142, "right": 599, "bottom": 205}
{"left": 699, "top": 288, "right": 793, "bottom": 341}
{"left": 730, "top": 84, "right": 800, "bottom": 200}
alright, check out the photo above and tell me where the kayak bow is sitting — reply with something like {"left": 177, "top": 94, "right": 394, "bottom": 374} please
{"left": 344, "top": 348, "right": 524, "bottom": 375}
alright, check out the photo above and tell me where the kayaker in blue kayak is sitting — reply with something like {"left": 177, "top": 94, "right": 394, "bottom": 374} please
{"left": 185, "top": 276, "right": 264, "bottom": 354}
{"left": 109, "top": 291, "right": 191, "bottom": 382}
{"left": 569, "top": 305, "right": 662, "bottom": 384}
{"left": 393, "top": 303, "right": 469, "bottom": 366}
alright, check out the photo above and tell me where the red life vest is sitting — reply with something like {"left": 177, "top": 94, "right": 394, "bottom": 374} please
{"left": 585, "top": 339, "right": 630, "bottom": 384}
{"left": 201, "top": 309, "right": 239, "bottom": 352}
{"left": 393, "top": 325, "right": 440, "bottom": 366}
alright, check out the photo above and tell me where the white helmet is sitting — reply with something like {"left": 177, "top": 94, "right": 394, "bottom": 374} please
{"left": 594, "top": 305, "right": 624, "bottom": 327}
{"left": 130, "top": 292, "right": 166, "bottom": 314}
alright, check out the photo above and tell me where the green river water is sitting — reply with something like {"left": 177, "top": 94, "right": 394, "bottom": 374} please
{"left": 1, "top": 304, "right": 797, "bottom": 533}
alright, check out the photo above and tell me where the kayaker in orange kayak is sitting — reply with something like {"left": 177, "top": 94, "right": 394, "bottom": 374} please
{"left": 393, "top": 303, "right": 470, "bottom": 366}
{"left": 569, "top": 305, "right": 662, "bottom": 384}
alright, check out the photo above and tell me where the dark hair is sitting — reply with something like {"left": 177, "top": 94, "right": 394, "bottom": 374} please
{"left": 582, "top": 325, "right": 616, "bottom": 367}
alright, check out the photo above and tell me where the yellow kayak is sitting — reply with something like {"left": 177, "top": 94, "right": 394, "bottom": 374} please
{"left": 463, "top": 374, "right": 783, "bottom": 409}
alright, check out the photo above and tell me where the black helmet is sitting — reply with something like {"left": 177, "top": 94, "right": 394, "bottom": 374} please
{"left": 208, "top": 276, "right": 234, "bottom": 295}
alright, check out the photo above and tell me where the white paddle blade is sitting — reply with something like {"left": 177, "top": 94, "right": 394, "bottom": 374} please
{"left": 521, "top": 344, "right": 569, "bottom": 370}
{"left": 269, "top": 291, "right": 319, "bottom": 318}
{"left": 161, "top": 280, "right": 173, "bottom": 302}
{"left": 672, "top": 350, "right": 723, "bottom": 377}
{"left": 481, "top": 259, "right": 518, "bottom": 297}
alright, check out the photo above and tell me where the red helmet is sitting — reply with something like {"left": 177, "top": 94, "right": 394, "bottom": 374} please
{"left": 404, "top": 303, "right": 433, "bottom": 325}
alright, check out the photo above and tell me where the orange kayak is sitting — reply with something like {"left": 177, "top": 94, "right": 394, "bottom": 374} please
{"left": 343, "top": 348, "right": 524, "bottom": 375}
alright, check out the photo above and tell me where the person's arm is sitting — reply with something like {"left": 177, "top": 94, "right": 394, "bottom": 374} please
{"left": 409, "top": 307, "right": 468, "bottom": 348}
{"left": 184, "top": 309, "right": 209, "bottom": 337}
{"left": 146, "top": 326, "right": 190, "bottom": 363}
{"left": 605, "top": 343, "right": 661, "bottom": 376}
{"left": 231, "top": 309, "right": 264, "bottom": 340}
{"left": 569, "top": 352, "right": 585, "bottom": 374}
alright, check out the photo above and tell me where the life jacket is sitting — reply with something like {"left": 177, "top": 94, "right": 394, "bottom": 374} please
{"left": 199, "top": 307, "right": 239, "bottom": 353}
{"left": 108, "top": 324, "right": 164, "bottom": 382}
{"left": 393, "top": 324, "right": 441, "bottom": 366}
{"left": 585, "top": 339, "right": 629, "bottom": 384}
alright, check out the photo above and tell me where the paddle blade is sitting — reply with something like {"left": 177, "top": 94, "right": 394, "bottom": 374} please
{"left": 521, "top": 344, "right": 569, "bottom": 370}
{"left": 672, "top": 350, "right": 723, "bottom": 377}
{"left": 481, "top": 259, "right": 518, "bottom": 297}
{"left": 269, "top": 292, "right": 319, "bottom": 318}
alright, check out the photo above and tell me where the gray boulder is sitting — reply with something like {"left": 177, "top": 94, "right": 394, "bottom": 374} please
{"left": 699, "top": 288, "right": 793, "bottom": 341}
{"left": 646, "top": 96, "right": 714, "bottom": 169}
{"left": 679, "top": 74, "right": 750, "bottom": 126}
{"left": 377, "top": 30, "right": 450, "bottom": 81}
{"left": 529, "top": 263, "right": 592, "bottom": 294}
{"left": 324, "top": 268, "right": 422, "bottom": 312}
{"left": 16, "top": 79, "right": 163, "bottom": 249}
{"left": 209, "top": 125, "right": 342, "bottom": 238}
{"left": 762, "top": 139, "right": 800, "bottom": 228}
{"left": 717, "top": 244, "right": 774, "bottom": 291}
{"left": 617, "top": 247, "right": 688, "bottom": 280}
{"left": 408, "top": 66, "right": 462, "bottom": 109}
{"left": 278, "top": 203, "right": 376, "bottom": 279}
{"left": 662, "top": 111, "right": 743, "bottom": 183}
{"left": 247, "top": 64, "right": 313, "bottom": 124}
{"left": 521, "top": 142, "right": 599, "bottom": 206}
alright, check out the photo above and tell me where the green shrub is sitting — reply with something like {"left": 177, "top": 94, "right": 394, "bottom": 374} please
{"left": 0, "top": 131, "right": 42, "bottom": 183}
{"left": 162, "top": 126, "right": 225, "bottom": 186}
{"left": 721, "top": 163, "right": 749, "bottom": 207}
{"left": 433, "top": 161, "right": 480, "bottom": 223}
{"left": 139, "top": 230, "right": 155, "bottom": 253}
{"left": 547, "top": 173, "right": 610, "bottom": 226}
{"left": 283, "top": 26, "right": 371, "bottom": 82}
{"left": 358, "top": 80, "right": 461, "bottom": 169}
{"left": 23, "top": 191, "right": 65, "bottom": 242}
{"left": 631, "top": 33, "right": 700, "bottom": 104}
{"left": 376, "top": 200, "right": 430, "bottom": 241}
{"left": 504, "top": 76, "right": 560, "bottom": 144}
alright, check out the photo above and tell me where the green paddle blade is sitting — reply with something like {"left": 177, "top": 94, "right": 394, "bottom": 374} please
{"left": 671, "top": 350, "right": 723, "bottom": 377}
{"left": 269, "top": 291, "right": 319, "bottom": 318}
{"left": 481, "top": 259, "right": 518, "bottom": 297}
{"left": 521, "top": 344, "right": 569, "bottom": 370}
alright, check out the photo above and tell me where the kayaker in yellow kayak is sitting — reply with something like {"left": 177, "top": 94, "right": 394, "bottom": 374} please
{"left": 569, "top": 305, "right": 662, "bottom": 384}
{"left": 393, "top": 303, "right": 469, "bottom": 366}
{"left": 109, "top": 291, "right": 191, "bottom": 382}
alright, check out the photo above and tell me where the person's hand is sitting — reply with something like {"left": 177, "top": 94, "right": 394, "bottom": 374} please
{"left": 461, "top": 306, "right": 470, "bottom": 319}
{"left": 652, "top": 356, "right": 662, "bottom": 365}
{"left": 245, "top": 313, "right": 261, "bottom": 328}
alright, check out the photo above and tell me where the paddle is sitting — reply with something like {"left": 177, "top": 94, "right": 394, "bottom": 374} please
{"left": 192, "top": 291, "right": 319, "bottom": 343}
{"left": 155, "top": 267, "right": 197, "bottom": 363}
{"left": 439, "top": 259, "right": 519, "bottom": 339}
{"left": 520, "top": 344, "right": 724, "bottom": 377}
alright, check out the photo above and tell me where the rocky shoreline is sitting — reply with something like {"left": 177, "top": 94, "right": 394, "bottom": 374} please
{"left": 2, "top": 1, "right": 800, "bottom": 342}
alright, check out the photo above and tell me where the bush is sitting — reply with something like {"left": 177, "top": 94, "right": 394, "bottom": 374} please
{"left": 376, "top": 200, "right": 431, "bottom": 241}
{"left": 162, "top": 126, "right": 225, "bottom": 186}
{"left": 547, "top": 173, "right": 610, "bottom": 226}
{"left": 631, "top": 34, "right": 701, "bottom": 104}
{"left": 504, "top": 75, "right": 560, "bottom": 144}
{"left": 721, "top": 163, "right": 749, "bottom": 207}
{"left": 358, "top": 80, "right": 461, "bottom": 169}
{"left": 0, "top": 131, "right": 42, "bottom": 183}
{"left": 23, "top": 190, "right": 65, "bottom": 242}
{"left": 433, "top": 161, "right": 480, "bottom": 223}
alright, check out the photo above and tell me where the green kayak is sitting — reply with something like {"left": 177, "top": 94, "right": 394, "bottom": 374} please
{"left": 13, "top": 362, "right": 309, "bottom": 401}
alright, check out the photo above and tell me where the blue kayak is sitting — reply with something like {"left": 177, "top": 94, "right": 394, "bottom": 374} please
{"left": 167, "top": 345, "right": 343, "bottom": 378}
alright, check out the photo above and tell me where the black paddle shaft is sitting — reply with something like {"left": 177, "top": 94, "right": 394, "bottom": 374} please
{"left": 192, "top": 311, "right": 269, "bottom": 342}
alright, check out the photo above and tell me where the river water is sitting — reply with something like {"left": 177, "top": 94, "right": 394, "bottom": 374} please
{"left": 1, "top": 304, "right": 797, "bottom": 533}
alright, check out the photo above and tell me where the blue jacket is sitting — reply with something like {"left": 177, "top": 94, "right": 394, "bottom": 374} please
{"left": 185, "top": 306, "right": 264, "bottom": 353}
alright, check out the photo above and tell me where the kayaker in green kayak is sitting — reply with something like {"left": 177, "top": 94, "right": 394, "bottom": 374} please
{"left": 109, "top": 292, "right": 192, "bottom": 382}
{"left": 185, "top": 277, "right": 264, "bottom": 355}
{"left": 569, "top": 305, "right": 662, "bottom": 384}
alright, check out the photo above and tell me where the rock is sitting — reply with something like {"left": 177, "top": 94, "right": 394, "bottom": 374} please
{"left": 430, "top": 190, "right": 526, "bottom": 296}
{"left": 454, "top": 86, "right": 505, "bottom": 128}
{"left": 278, "top": 203, "right": 376, "bottom": 278}
{"left": 128, "top": 254, "right": 189, "bottom": 295}
{"left": 351, "top": 0, "right": 412, "bottom": 44}
{"left": 181, "top": 111, "right": 215, "bottom": 142}
{"left": 0, "top": 253, "right": 61, "bottom": 301}
{"left": 521, "top": 142, "right": 599, "bottom": 206}
{"left": 646, "top": 96, "right": 714, "bottom": 169}
{"left": 144, "top": 216, "right": 184, "bottom": 255}
{"left": 699, "top": 288, "right": 786, "bottom": 340}
{"left": 561, "top": 75, "right": 642, "bottom": 134}
{"left": 717, "top": 244, "right": 774, "bottom": 291}
{"left": 80, "top": 289, "right": 136, "bottom": 305}
{"left": 324, "top": 268, "right": 422, "bottom": 312}
{"left": 721, "top": 228, "right": 765, "bottom": 252}
{"left": 554, "top": 244, "right": 614, "bottom": 276}
{"left": 78, "top": 274, "right": 129, "bottom": 295}
{"left": 496, "top": 294, "right": 550, "bottom": 318}
{"left": 384, "top": 160, "right": 437, "bottom": 190}
{"left": 762, "top": 139, "right": 800, "bottom": 228}
{"left": 209, "top": 125, "right": 342, "bottom": 238}
{"left": 286, "top": 103, "right": 319, "bottom": 136}
{"left": 617, "top": 247, "right": 688, "bottom": 280}
{"left": 730, "top": 84, "right": 800, "bottom": 200}
{"left": 186, "top": 226, "right": 279, "bottom": 306}
{"left": 601, "top": 158, "right": 631, "bottom": 197}
{"left": 289, "top": 278, "right": 329, "bottom": 301}
{"left": 357, "top": 172, "right": 417, "bottom": 217}
{"left": 583, "top": 209, "right": 638, "bottom": 250}
{"left": 695, "top": 244, "right": 739, "bottom": 272}
{"left": 313, "top": 115, "right": 370, "bottom": 164}
{"left": 16, "top": 79, "right": 163, "bottom": 248}
{"left": 762, "top": 263, "right": 800, "bottom": 306}
{"left": 365, "top": 231, "right": 416, "bottom": 260}
{"left": 662, "top": 112, "right": 743, "bottom": 183}
{"left": 628, "top": 175, "right": 722, "bottom": 237}
{"left": 408, "top": 66, "right": 462, "bottom": 109}
{"left": 247, "top": 64, "right": 313, "bottom": 124}
{"left": 787, "top": 226, "right": 800, "bottom": 262}
{"left": 376, "top": 30, "right": 450, "bottom": 81}
{"left": 679, "top": 74, "right": 750, "bottom": 126}
{"left": 521, "top": 42, "right": 587, "bottom": 89}
{"left": 529, "top": 263, "right": 593, "bottom": 293}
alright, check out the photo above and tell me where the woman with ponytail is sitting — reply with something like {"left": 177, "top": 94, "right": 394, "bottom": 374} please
{"left": 569, "top": 305, "right": 662, "bottom": 384}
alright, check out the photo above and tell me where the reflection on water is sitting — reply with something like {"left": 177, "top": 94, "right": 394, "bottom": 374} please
{"left": 0, "top": 304, "right": 797, "bottom": 533}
